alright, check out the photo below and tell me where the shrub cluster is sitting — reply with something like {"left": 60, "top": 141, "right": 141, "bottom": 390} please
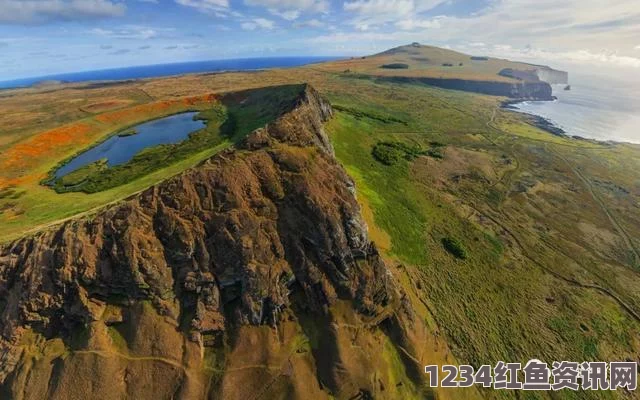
{"left": 442, "top": 237, "right": 467, "bottom": 259}
{"left": 333, "top": 105, "right": 407, "bottom": 125}
{"left": 380, "top": 63, "right": 409, "bottom": 69}
{"left": 372, "top": 141, "right": 444, "bottom": 166}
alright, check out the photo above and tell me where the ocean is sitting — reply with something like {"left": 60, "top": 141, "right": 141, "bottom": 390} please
{"left": 509, "top": 72, "right": 640, "bottom": 144}
{"left": 0, "top": 56, "right": 338, "bottom": 90}
{"left": 4, "top": 61, "right": 639, "bottom": 145}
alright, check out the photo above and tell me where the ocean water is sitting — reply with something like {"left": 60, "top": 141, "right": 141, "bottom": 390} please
{"left": 510, "top": 72, "right": 640, "bottom": 144}
{"left": 0, "top": 57, "right": 337, "bottom": 90}
{"left": 55, "top": 112, "right": 204, "bottom": 178}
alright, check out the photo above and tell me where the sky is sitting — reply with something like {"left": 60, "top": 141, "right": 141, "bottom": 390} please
{"left": 1, "top": 0, "right": 640, "bottom": 80}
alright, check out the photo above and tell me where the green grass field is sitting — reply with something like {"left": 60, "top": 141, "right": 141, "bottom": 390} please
{"left": 323, "top": 78, "right": 640, "bottom": 399}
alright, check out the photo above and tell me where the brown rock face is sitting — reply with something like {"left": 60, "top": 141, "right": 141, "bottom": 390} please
{"left": 0, "top": 85, "right": 423, "bottom": 399}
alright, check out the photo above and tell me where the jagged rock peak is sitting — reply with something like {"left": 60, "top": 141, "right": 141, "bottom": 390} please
{"left": 0, "top": 84, "right": 400, "bottom": 386}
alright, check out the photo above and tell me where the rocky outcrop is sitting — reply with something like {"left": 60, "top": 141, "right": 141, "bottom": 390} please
{"left": 0, "top": 85, "right": 423, "bottom": 399}
{"left": 534, "top": 67, "right": 569, "bottom": 85}
{"left": 376, "top": 76, "right": 555, "bottom": 100}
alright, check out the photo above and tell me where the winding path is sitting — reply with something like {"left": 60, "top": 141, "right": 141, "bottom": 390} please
{"left": 548, "top": 145, "right": 640, "bottom": 268}
{"left": 471, "top": 106, "right": 640, "bottom": 322}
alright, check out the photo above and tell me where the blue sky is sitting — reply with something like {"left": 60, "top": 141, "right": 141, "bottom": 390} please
{"left": 1, "top": 0, "right": 640, "bottom": 80}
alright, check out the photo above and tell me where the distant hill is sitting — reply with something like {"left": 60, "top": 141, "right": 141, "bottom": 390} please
{"left": 315, "top": 43, "right": 568, "bottom": 85}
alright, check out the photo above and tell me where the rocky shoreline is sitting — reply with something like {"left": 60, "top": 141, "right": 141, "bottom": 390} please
{"left": 501, "top": 99, "right": 567, "bottom": 137}
{"left": 501, "top": 99, "right": 621, "bottom": 145}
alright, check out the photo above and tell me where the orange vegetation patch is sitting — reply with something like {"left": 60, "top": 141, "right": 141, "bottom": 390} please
{"left": 1, "top": 123, "right": 93, "bottom": 175}
{"left": 95, "top": 93, "right": 218, "bottom": 125}
{"left": 0, "top": 93, "right": 219, "bottom": 189}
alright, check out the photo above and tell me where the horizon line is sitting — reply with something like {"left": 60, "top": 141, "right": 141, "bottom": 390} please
{"left": 0, "top": 55, "right": 343, "bottom": 90}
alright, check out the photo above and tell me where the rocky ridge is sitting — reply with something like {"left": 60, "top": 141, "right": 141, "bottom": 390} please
{"left": 0, "top": 85, "right": 424, "bottom": 399}
{"left": 378, "top": 76, "right": 555, "bottom": 100}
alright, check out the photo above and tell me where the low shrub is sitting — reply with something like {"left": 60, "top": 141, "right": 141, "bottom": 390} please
{"left": 333, "top": 105, "right": 407, "bottom": 125}
{"left": 372, "top": 141, "right": 445, "bottom": 165}
{"left": 372, "top": 143, "right": 405, "bottom": 165}
{"left": 380, "top": 63, "right": 409, "bottom": 70}
{"left": 442, "top": 237, "right": 467, "bottom": 259}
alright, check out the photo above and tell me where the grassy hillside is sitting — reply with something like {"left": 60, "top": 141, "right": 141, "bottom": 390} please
{"left": 310, "top": 43, "right": 556, "bottom": 82}
{"left": 323, "top": 77, "right": 640, "bottom": 399}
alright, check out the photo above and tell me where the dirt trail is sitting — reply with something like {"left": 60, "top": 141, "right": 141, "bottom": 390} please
{"left": 549, "top": 145, "right": 640, "bottom": 268}
{"left": 471, "top": 204, "right": 640, "bottom": 324}
{"left": 74, "top": 349, "right": 190, "bottom": 372}
{"left": 462, "top": 108, "right": 640, "bottom": 323}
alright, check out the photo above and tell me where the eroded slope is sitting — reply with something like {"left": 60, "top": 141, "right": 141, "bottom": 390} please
{"left": 0, "top": 85, "right": 436, "bottom": 399}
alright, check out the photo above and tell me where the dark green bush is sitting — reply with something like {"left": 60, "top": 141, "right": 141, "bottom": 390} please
{"left": 372, "top": 143, "right": 405, "bottom": 165}
{"left": 333, "top": 105, "right": 407, "bottom": 125}
{"left": 372, "top": 141, "right": 445, "bottom": 166}
{"left": 426, "top": 148, "right": 444, "bottom": 159}
{"left": 380, "top": 63, "right": 409, "bottom": 69}
{"left": 442, "top": 237, "right": 467, "bottom": 259}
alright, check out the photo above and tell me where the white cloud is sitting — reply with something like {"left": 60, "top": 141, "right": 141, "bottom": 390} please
{"left": 269, "top": 9, "right": 300, "bottom": 21}
{"left": 344, "top": 0, "right": 413, "bottom": 16}
{"left": 244, "top": 0, "right": 328, "bottom": 23}
{"left": 174, "top": 0, "right": 229, "bottom": 13}
{"left": 395, "top": 17, "right": 442, "bottom": 30}
{"left": 0, "top": 0, "right": 125, "bottom": 23}
{"left": 414, "top": 0, "right": 445, "bottom": 12}
{"left": 245, "top": 0, "right": 329, "bottom": 12}
{"left": 241, "top": 18, "right": 275, "bottom": 31}
{"left": 434, "top": 0, "right": 640, "bottom": 53}
{"left": 486, "top": 46, "right": 640, "bottom": 69}
{"left": 89, "top": 25, "right": 169, "bottom": 40}
{"left": 294, "top": 19, "right": 325, "bottom": 28}
{"left": 343, "top": 0, "right": 444, "bottom": 30}
{"left": 309, "top": 30, "right": 415, "bottom": 44}
{"left": 332, "top": 0, "right": 640, "bottom": 68}
{"left": 309, "top": 27, "right": 640, "bottom": 69}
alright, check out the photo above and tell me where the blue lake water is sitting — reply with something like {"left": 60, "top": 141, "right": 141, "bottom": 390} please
{"left": 55, "top": 112, "right": 205, "bottom": 178}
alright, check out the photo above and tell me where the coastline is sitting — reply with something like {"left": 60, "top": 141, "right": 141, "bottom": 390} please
{"left": 500, "top": 99, "right": 621, "bottom": 146}
{"left": 501, "top": 99, "right": 566, "bottom": 137}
